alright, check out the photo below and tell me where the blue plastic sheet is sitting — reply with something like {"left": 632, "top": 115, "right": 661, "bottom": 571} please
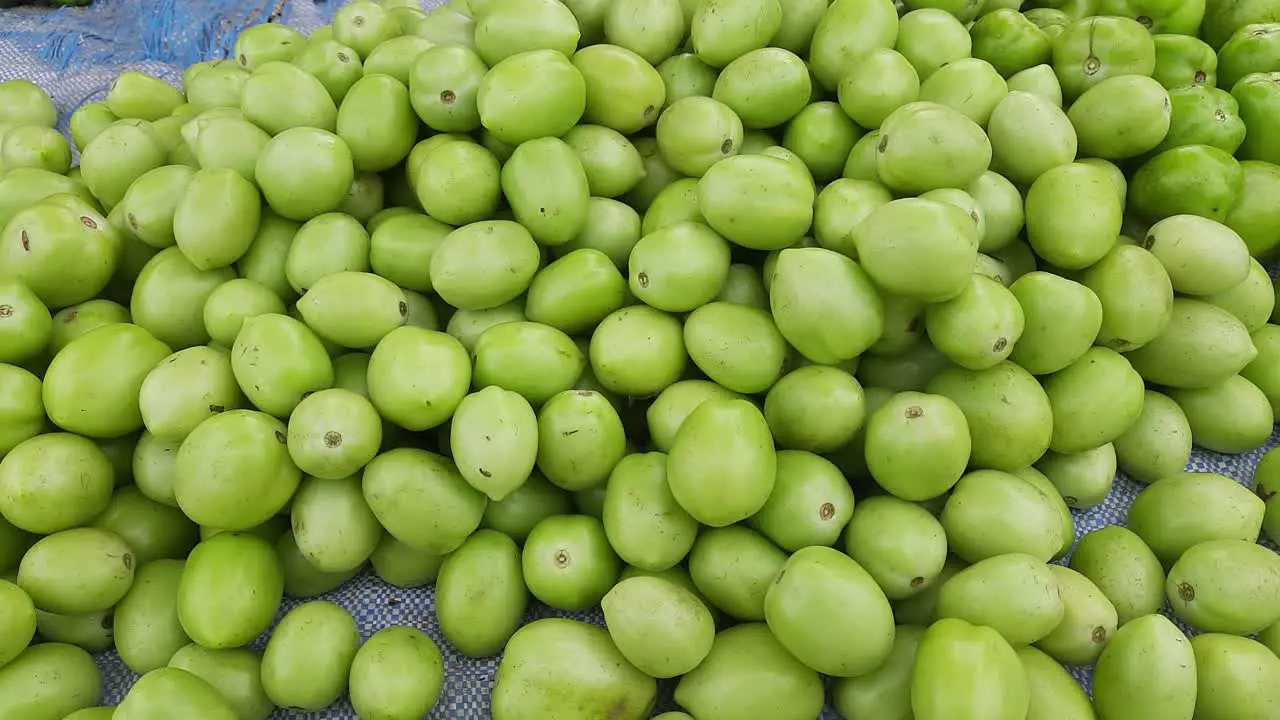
{"left": 2, "top": 1, "right": 1278, "bottom": 718}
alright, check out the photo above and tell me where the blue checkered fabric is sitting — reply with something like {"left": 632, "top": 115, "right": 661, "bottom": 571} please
{"left": 2, "top": 1, "right": 1278, "bottom": 718}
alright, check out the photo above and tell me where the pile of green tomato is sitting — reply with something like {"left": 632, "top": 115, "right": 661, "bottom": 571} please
{"left": 3, "top": 0, "right": 1280, "bottom": 717}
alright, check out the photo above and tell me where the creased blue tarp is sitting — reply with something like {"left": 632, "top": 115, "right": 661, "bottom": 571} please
{"left": 2, "top": 1, "right": 1279, "bottom": 719}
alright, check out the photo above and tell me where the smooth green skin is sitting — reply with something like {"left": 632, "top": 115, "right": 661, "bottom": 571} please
{"left": 114, "top": 559, "right": 189, "bottom": 673}
{"left": 368, "top": 326, "right": 470, "bottom": 431}
{"left": 690, "top": 0, "right": 781, "bottom": 68}
{"left": 842, "top": 495, "right": 946, "bottom": 600}
{"left": 0, "top": 643, "right": 102, "bottom": 719}
{"left": 237, "top": 212, "right": 300, "bottom": 304}
{"left": 287, "top": 388, "right": 382, "bottom": 480}
{"left": 1155, "top": 85, "right": 1245, "bottom": 155}
{"left": 601, "top": 0, "right": 683, "bottom": 66}
{"left": 1175, "top": 371, "right": 1274, "bottom": 449}
{"left": 699, "top": 151, "right": 814, "bottom": 250}
{"left": 79, "top": 120, "right": 165, "bottom": 210}
{"left": 132, "top": 431, "right": 182, "bottom": 507}
{"left": 177, "top": 533, "right": 282, "bottom": 649}
{"left": 918, "top": 58, "right": 1008, "bottom": 128}
{"left": 362, "top": 447, "right": 485, "bottom": 554}
{"left": 446, "top": 301, "right": 527, "bottom": 354}
{"left": 1005, "top": 64, "right": 1063, "bottom": 107}
{"left": 523, "top": 514, "right": 620, "bottom": 611}
{"left": 1093, "top": 616, "right": 1196, "bottom": 720}
{"left": 1145, "top": 215, "right": 1250, "bottom": 296}
{"left": 1132, "top": 471, "right": 1266, "bottom": 568}
{"left": 1245, "top": 325, "right": 1280, "bottom": 418}
{"left": 1069, "top": 526, "right": 1166, "bottom": 628}
{"left": 254, "top": 127, "right": 354, "bottom": 222}
{"left": 431, "top": 220, "right": 541, "bottom": 311}
{"left": 687, "top": 525, "right": 786, "bottom": 621}
{"left": 764, "top": 545, "right": 894, "bottom": 677}
{"left": 896, "top": 9, "right": 971, "bottom": 80}
{"left": 370, "top": 534, "right": 444, "bottom": 588}
{"left": 202, "top": 278, "right": 287, "bottom": 347}
{"left": 602, "top": 575, "right": 714, "bottom": 678}
{"left": 1017, "top": 646, "right": 1096, "bottom": 720}
{"left": 536, "top": 389, "right": 625, "bottom": 491}
{"left": 589, "top": 305, "right": 687, "bottom": 397}
{"left": 1036, "top": 442, "right": 1117, "bottom": 509}
{"left": 1008, "top": 272, "right": 1102, "bottom": 375}
{"left": 683, "top": 302, "right": 786, "bottom": 393}
{"left": 830, "top": 625, "right": 921, "bottom": 720}
{"left": 0, "top": 168, "right": 95, "bottom": 235}
{"left": 840, "top": 130, "right": 883, "bottom": 182}
{"left": 562, "top": 127, "right": 644, "bottom": 200}
{"left": 1153, "top": 34, "right": 1217, "bottom": 89}
{"left": 1233, "top": 72, "right": 1280, "bottom": 166}
{"left": 676, "top": 622, "right": 823, "bottom": 720}
{"left": 409, "top": 46, "right": 485, "bottom": 134}
{"left": 557, "top": 197, "right": 640, "bottom": 268}
{"left": 0, "top": 79, "right": 56, "bottom": 128}
{"left": 233, "top": 22, "right": 305, "bottom": 70}
{"left": 292, "top": 39, "right": 363, "bottom": 105}
{"left": 769, "top": 247, "right": 885, "bottom": 363}
{"left": 186, "top": 61, "right": 251, "bottom": 112}
{"left": 572, "top": 45, "right": 664, "bottom": 135}
{"left": 864, "top": 391, "right": 971, "bottom": 501}
{"left": 49, "top": 298, "right": 131, "bottom": 355}
{"left": 492, "top": 618, "right": 656, "bottom": 720}
{"left": 1, "top": 125, "right": 71, "bottom": 175}
{"left": 525, "top": 249, "right": 626, "bottom": 335}
{"left": 783, "top": 101, "right": 863, "bottom": 183}
{"left": 260, "top": 601, "right": 359, "bottom": 711}
{"left": 435, "top": 529, "right": 527, "bottom": 657}
{"left": 1130, "top": 144, "right": 1243, "bottom": 224}
{"left": 626, "top": 136, "right": 682, "bottom": 212}
{"left": 362, "top": 34, "right": 434, "bottom": 86}
{"left": 297, "top": 271, "right": 408, "bottom": 350}
{"left": 971, "top": 10, "right": 1051, "bottom": 78}
{"left": 854, "top": 198, "right": 980, "bottom": 303}
{"left": 935, "top": 553, "right": 1063, "bottom": 646}
{"left": 1262, "top": 619, "right": 1280, "bottom": 658}
{"left": 1025, "top": 162, "right": 1122, "bottom": 269}
{"left": 667, "top": 398, "right": 776, "bottom": 527}
{"left": 93, "top": 485, "right": 198, "bottom": 566}
{"left": 184, "top": 115, "right": 269, "bottom": 184}
{"left": 712, "top": 47, "right": 809, "bottom": 130}
{"left": 0, "top": 579, "right": 35, "bottom": 667}
{"left": 1112, "top": 390, "right": 1193, "bottom": 485}
{"left": 138, "top": 346, "right": 242, "bottom": 442}
{"left": 924, "top": 275, "right": 1024, "bottom": 370}
{"left": 118, "top": 667, "right": 239, "bottom": 720}
{"left": 856, "top": 340, "right": 953, "bottom": 393}
{"left": 131, "top": 246, "right": 236, "bottom": 349}
{"left": 1204, "top": 0, "right": 1280, "bottom": 49}
{"left": 1032, "top": 565, "right": 1119, "bottom": 665}
{"left": 415, "top": 140, "right": 502, "bottom": 227}
{"left": 1079, "top": 244, "right": 1175, "bottom": 352}
{"left": 113, "top": 165, "right": 194, "bottom": 250}
{"left": 1, "top": 195, "right": 120, "bottom": 309}
{"left": 1051, "top": 16, "right": 1155, "bottom": 100}
{"left": 290, "top": 475, "right": 382, "bottom": 573}
{"left": 836, "top": 49, "right": 918, "bottom": 131}
{"left": 1207, "top": 258, "right": 1275, "bottom": 332}
{"left": 473, "top": 0, "right": 579, "bottom": 65}
{"left": 629, "top": 223, "right": 731, "bottom": 313}
{"left": 62, "top": 709, "right": 116, "bottom": 720}
{"left": 655, "top": 97, "right": 743, "bottom": 179}
{"left": 942, "top": 470, "right": 1067, "bottom": 563}
{"left": 1041, "top": 346, "right": 1145, "bottom": 454}
{"left": 275, "top": 529, "right": 359, "bottom": 598}
{"left": 912, "top": 618, "right": 1029, "bottom": 720}
{"left": 0, "top": 365, "right": 43, "bottom": 459}
{"left": 481, "top": 472, "right": 572, "bottom": 543}
{"left": 919, "top": 187, "right": 986, "bottom": 246}
{"left": 926, "top": 361, "right": 1054, "bottom": 471}
{"left": 0, "top": 280, "right": 51, "bottom": 366}
{"left": 69, "top": 102, "right": 120, "bottom": 153}
{"left": 1068, "top": 75, "right": 1171, "bottom": 159}
{"left": 1125, "top": 298, "right": 1257, "bottom": 389}
{"left": 763, "top": 365, "right": 864, "bottom": 454}
{"left": 809, "top": 0, "right": 898, "bottom": 89}
{"left": 240, "top": 61, "right": 337, "bottom": 135}
{"left": 748, "top": 450, "right": 854, "bottom": 552}
{"left": 330, "top": 353, "right": 371, "bottom": 400}
{"left": 646, "top": 380, "right": 742, "bottom": 453}
{"left": 17, "top": 527, "right": 134, "bottom": 615}
{"left": 1192, "top": 633, "right": 1280, "bottom": 720}
{"left": 450, "top": 387, "right": 539, "bottom": 502}
{"left": 477, "top": 49, "right": 586, "bottom": 145}
{"left": 875, "top": 101, "right": 990, "bottom": 194}
{"left": 657, "top": 53, "right": 716, "bottom": 111}
{"left": 335, "top": 74, "right": 416, "bottom": 173}
{"left": 368, "top": 213, "right": 450, "bottom": 294}
{"left": 230, "top": 313, "right": 334, "bottom": 418}
{"left": 0, "top": 432, "right": 112, "bottom": 534}
{"left": 168, "top": 645, "right": 272, "bottom": 720}
{"left": 32, "top": 611, "right": 107, "bottom": 651}
{"left": 349, "top": 626, "right": 444, "bottom": 720}
{"left": 174, "top": 409, "right": 300, "bottom": 530}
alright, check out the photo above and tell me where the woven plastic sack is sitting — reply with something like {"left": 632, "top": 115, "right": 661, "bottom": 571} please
{"left": 2, "top": 1, "right": 1279, "bottom": 718}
